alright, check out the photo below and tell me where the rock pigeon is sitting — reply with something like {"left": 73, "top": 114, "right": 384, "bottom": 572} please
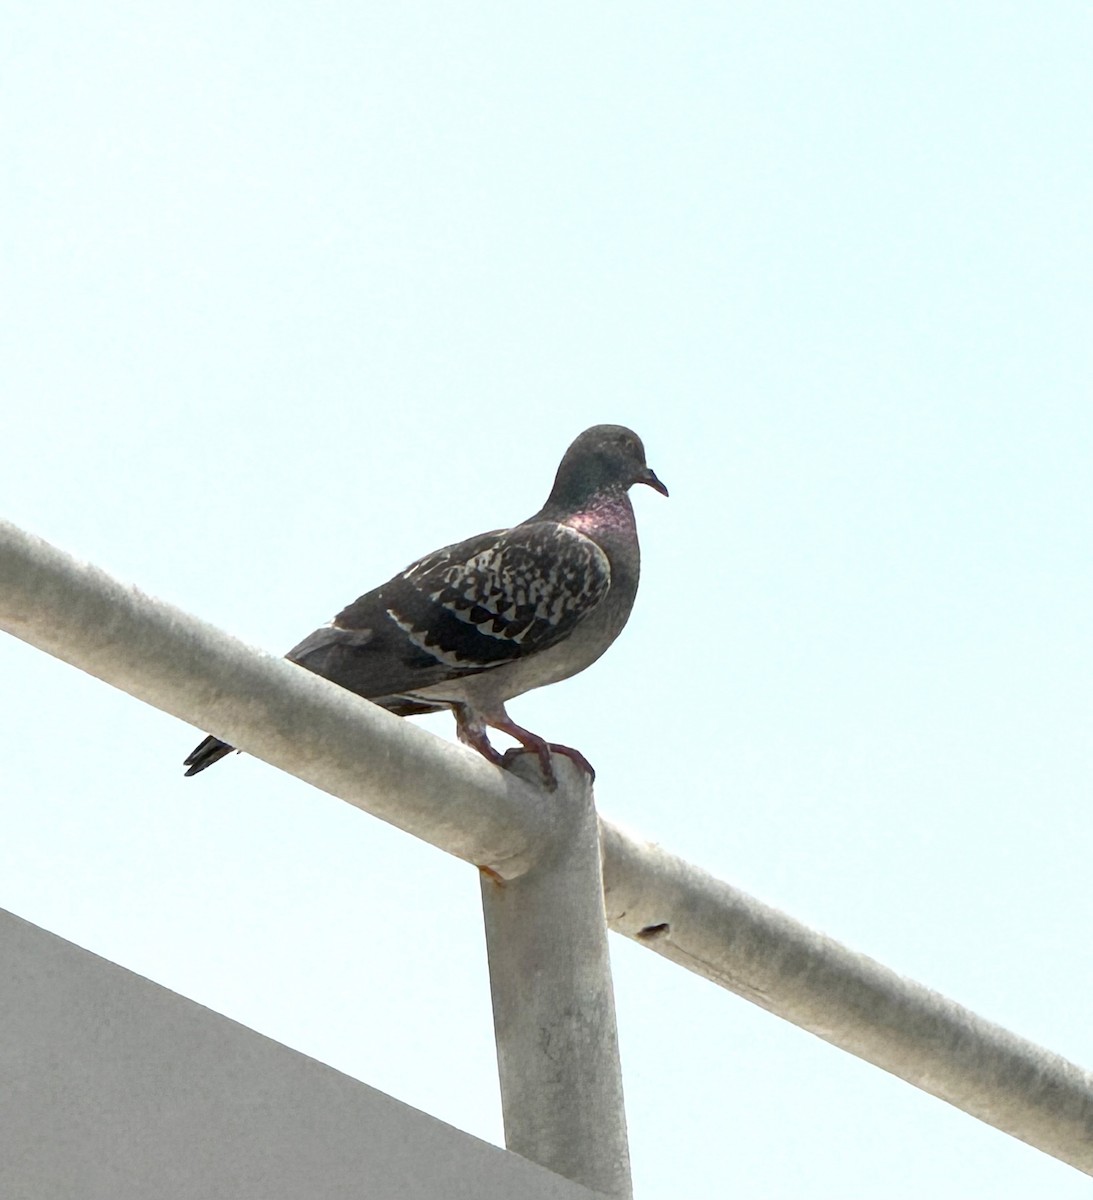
{"left": 183, "top": 424, "right": 666, "bottom": 787}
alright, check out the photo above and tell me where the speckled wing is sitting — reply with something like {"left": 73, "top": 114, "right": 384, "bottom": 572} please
{"left": 386, "top": 521, "right": 612, "bottom": 668}
{"left": 287, "top": 522, "right": 612, "bottom": 700}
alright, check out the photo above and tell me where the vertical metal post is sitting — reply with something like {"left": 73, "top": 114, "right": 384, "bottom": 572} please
{"left": 480, "top": 756, "right": 632, "bottom": 1199}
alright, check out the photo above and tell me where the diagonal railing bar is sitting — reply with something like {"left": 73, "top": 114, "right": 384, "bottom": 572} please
{"left": 602, "top": 827, "right": 1093, "bottom": 1173}
{"left": 0, "top": 520, "right": 554, "bottom": 879}
{"left": 2, "top": 517, "right": 1093, "bottom": 1180}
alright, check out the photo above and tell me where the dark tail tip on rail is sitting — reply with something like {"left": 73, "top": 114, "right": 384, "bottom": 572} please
{"left": 183, "top": 735, "right": 235, "bottom": 776}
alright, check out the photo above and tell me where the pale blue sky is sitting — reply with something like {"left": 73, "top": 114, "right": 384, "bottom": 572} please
{"left": 3, "top": 5, "right": 1092, "bottom": 1196}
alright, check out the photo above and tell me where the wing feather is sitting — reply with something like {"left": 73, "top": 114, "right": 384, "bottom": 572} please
{"left": 383, "top": 522, "right": 611, "bottom": 670}
{"left": 287, "top": 522, "right": 611, "bottom": 700}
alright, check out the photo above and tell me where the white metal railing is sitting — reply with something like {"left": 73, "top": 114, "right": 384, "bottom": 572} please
{"left": 3, "top": 517, "right": 1093, "bottom": 1196}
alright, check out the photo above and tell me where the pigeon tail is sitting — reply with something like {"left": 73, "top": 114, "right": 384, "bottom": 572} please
{"left": 183, "top": 735, "right": 235, "bottom": 776}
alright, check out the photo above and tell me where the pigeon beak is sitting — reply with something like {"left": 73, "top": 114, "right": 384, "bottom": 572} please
{"left": 637, "top": 466, "right": 669, "bottom": 497}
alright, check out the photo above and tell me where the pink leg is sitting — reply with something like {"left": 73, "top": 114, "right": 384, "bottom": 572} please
{"left": 453, "top": 705, "right": 505, "bottom": 766}
{"left": 490, "top": 713, "right": 596, "bottom": 789}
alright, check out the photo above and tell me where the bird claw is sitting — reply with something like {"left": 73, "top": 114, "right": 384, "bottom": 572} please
{"left": 501, "top": 745, "right": 557, "bottom": 790}
{"left": 548, "top": 743, "right": 596, "bottom": 783}
{"left": 500, "top": 743, "right": 595, "bottom": 790}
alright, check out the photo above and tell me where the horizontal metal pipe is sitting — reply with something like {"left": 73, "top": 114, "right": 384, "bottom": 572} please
{"left": 600, "top": 823, "right": 1093, "bottom": 1175}
{"left": 0, "top": 520, "right": 553, "bottom": 879}
{"left": 4, "top": 518, "right": 1093, "bottom": 1175}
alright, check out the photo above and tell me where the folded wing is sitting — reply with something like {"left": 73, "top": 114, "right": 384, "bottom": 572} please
{"left": 287, "top": 521, "right": 612, "bottom": 701}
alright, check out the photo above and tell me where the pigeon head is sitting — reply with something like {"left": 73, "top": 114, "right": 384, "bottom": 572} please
{"left": 544, "top": 425, "right": 668, "bottom": 512}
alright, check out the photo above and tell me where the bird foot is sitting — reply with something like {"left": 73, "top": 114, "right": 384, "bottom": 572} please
{"left": 501, "top": 745, "right": 557, "bottom": 790}
{"left": 500, "top": 743, "right": 595, "bottom": 790}
{"left": 458, "top": 705, "right": 595, "bottom": 790}
{"left": 548, "top": 743, "right": 596, "bottom": 783}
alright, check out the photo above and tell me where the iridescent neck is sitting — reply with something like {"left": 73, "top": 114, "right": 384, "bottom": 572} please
{"left": 561, "top": 491, "right": 636, "bottom": 537}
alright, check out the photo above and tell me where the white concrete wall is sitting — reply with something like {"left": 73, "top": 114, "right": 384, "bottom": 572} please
{"left": 0, "top": 908, "right": 603, "bottom": 1200}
